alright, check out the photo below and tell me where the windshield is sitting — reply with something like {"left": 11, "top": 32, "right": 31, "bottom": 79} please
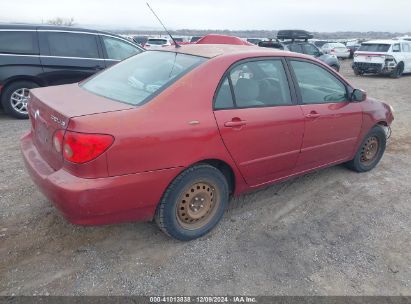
{"left": 358, "top": 44, "right": 391, "bottom": 52}
{"left": 81, "top": 51, "right": 206, "bottom": 105}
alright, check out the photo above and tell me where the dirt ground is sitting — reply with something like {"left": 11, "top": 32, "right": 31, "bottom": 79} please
{"left": 0, "top": 60, "right": 410, "bottom": 296}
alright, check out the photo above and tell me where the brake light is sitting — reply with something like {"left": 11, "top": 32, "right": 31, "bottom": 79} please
{"left": 53, "top": 131, "right": 114, "bottom": 164}
{"left": 53, "top": 130, "right": 64, "bottom": 153}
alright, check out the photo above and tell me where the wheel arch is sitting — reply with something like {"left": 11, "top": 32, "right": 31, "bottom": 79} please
{"left": 2, "top": 76, "right": 45, "bottom": 91}
{"left": 193, "top": 159, "right": 236, "bottom": 194}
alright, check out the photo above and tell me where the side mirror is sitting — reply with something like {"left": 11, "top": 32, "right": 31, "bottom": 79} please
{"left": 351, "top": 89, "right": 367, "bottom": 102}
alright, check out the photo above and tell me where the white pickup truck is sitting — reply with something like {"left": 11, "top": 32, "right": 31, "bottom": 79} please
{"left": 352, "top": 40, "right": 411, "bottom": 78}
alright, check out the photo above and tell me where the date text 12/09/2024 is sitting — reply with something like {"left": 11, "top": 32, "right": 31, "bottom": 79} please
{"left": 149, "top": 296, "right": 257, "bottom": 303}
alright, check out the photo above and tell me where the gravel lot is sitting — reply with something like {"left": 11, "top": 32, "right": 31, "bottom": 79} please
{"left": 0, "top": 60, "right": 410, "bottom": 296}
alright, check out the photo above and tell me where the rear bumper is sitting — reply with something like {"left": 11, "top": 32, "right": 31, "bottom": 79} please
{"left": 20, "top": 131, "right": 181, "bottom": 225}
{"left": 352, "top": 62, "right": 395, "bottom": 74}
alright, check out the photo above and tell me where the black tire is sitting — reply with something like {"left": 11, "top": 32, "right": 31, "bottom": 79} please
{"left": 353, "top": 69, "right": 363, "bottom": 76}
{"left": 345, "top": 125, "right": 386, "bottom": 173}
{"left": 331, "top": 64, "right": 340, "bottom": 72}
{"left": 155, "top": 164, "right": 229, "bottom": 241}
{"left": 390, "top": 63, "right": 404, "bottom": 79}
{"left": 1, "top": 80, "right": 39, "bottom": 119}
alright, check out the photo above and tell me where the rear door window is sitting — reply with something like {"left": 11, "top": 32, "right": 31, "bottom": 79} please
{"left": 45, "top": 32, "right": 100, "bottom": 58}
{"left": 101, "top": 36, "right": 142, "bottom": 60}
{"left": 0, "top": 31, "right": 38, "bottom": 54}
{"left": 214, "top": 59, "right": 292, "bottom": 109}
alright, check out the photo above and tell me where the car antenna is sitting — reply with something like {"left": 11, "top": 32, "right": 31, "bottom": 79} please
{"left": 146, "top": 2, "right": 181, "bottom": 48}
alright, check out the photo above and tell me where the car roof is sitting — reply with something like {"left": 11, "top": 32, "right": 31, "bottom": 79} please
{"left": 162, "top": 44, "right": 300, "bottom": 59}
{"left": 363, "top": 40, "right": 400, "bottom": 45}
{"left": 0, "top": 23, "right": 121, "bottom": 37}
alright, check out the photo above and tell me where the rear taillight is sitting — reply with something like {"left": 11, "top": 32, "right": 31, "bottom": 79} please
{"left": 53, "top": 130, "right": 114, "bottom": 164}
{"left": 53, "top": 130, "right": 64, "bottom": 153}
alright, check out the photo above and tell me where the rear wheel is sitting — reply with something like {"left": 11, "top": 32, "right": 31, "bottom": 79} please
{"left": 345, "top": 125, "right": 386, "bottom": 172}
{"left": 1, "top": 81, "right": 39, "bottom": 119}
{"left": 155, "top": 164, "right": 229, "bottom": 241}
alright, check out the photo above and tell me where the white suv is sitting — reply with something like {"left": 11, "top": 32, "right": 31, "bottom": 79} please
{"left": 352, "top": 40, "right": 411, "bottom": 78}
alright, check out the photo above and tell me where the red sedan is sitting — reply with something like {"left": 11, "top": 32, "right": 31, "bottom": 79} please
{"left": 21, "top": 44, "right": 394, "bottom": 241}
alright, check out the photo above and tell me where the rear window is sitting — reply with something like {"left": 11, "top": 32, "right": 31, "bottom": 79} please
{"left": 147, "top": 39, "right": 168, "bottom": 45}
{"left": 0, "top": 31, "right": 38, "bottom": 54}
{"left": 358, "top": 44, "right": 391, "bottom": 52}
{"left": 81, "top": 51, "right": 206, "bottom": 105}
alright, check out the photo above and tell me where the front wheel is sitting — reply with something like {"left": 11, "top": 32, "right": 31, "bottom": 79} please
{"left": 155, "top": 164, "right": 229, "bottom": 241}
{"left": 345, "top": 125, "right": 387, "bottom": 172}
{"left": 331, "top": 64, "right": 340, "bottom": 72}
{"left": 390, "top": 64, "right": 403, "bottom": 79}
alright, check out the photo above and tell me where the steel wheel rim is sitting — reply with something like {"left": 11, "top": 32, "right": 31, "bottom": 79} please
{"left": 176, "top": 181, "right": 220, "bottom": 230}
{"left": 10, "top": 88, "right": 30, "bottom": 115}
{"left": 360, "top": 136, "right": 379, "bottom": 166}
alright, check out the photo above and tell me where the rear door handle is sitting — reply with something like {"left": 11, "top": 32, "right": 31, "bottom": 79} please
{"left": 224, "top": 119, "right": 247, "bottom": 128}
{"left": 305, "top": 111, "right": 321, "bottom": 119}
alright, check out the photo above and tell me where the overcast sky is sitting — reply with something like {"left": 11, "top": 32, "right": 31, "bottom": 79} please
{"left": 1, "top": 0, "right": 410, "bottom": 32}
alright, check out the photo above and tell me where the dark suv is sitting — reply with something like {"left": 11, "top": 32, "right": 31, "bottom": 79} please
{"left": 0, "top": 25, "right": 144, "bottom": 118}
{"left": 258, "top": 30, "right": 340, "bottom": 72}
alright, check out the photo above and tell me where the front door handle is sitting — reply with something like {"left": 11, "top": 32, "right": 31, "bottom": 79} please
{"left": 305, "top": 111, "right": 321, "bottom": 119}
{"left": 224, "top": 118, "right": 247, "bottom": 128}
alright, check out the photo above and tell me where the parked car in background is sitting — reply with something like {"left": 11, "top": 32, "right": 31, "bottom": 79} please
{"left": 259, "top": 37, "right": 340, "bottom": 71}
{"left": 132, "top": 35, "right": 149, "bottom": 47}
{"left": 190, "top": 36, "right": 202, "bottom": 43}
{"left": 246, "top": 38, "right": 267, "bottom": 45}
{"left": 195, "top": 34, "right": 254, "bottom": 46}
{"left": 0, "top": 24, "right": 143, "bottom": 119}
{"left": 21, "top": 44, "right": 393, "bottom": 240}
{"left": 352, "top": 40, "right": 411, "bottom": 78}
{"left": 347, "top": 44, "right": 361, "bottom": 59}
{"left": 312, "top": 40, "right": 329, "bottom": 48}
{"left": 322, "top": 42, "right": 350, "bottom": 59}
{"left": 144, "top": 38, "right": 171, "bottom": 49}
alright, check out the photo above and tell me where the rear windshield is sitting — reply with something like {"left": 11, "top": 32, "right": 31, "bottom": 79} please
{"left": 148, "top": 39, "right": 168, "bottom": 45}
{"left": 358, "top": 44, "right": 391, "bottom": 52}
{"left": 81, "top": 51, "right": 206, "bottom": 105}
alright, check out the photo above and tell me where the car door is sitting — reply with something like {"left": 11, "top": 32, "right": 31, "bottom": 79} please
{"left": 39, "top": 31, "right": 105, "bottom": 85}
{"left": 401, "top": 43, "right": 411, "bottom": 72}
{"left": 99, "top": 35, "right": 143, "bottom": 68}
{"left": 288, "top": 59, "right": 362, "bottom": 172}
{"left": 213, "top": 59, "right": 305, "bottom": 186}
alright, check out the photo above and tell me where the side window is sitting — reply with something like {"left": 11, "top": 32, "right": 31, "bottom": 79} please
{"left": 288, "top": 44, "right": 303, "bottom": 53}
{"left": 392, "top": 44, "right": 401, "bottom": 52}
{"left": 402, "top": 43, "right": 410, "bottom": 52}
{"left": 0, "top": 31, "right": 38, "bottom": 54}
{"left": 46, "top": 32, "right": 99, "bottom": 58}
{"left": 214, "top": 78, "right": 234, "bottom": 109}
{"left": 303, "top": 44, "right": 320, "bottom": 56}
{"left": 290, "top": 60, "right": 348, "bottom": 104}
{"left": 102, "top": 36, "right": 142, "bottom": 60}
{"left": 214, "top": 60, "right": 292, "bottom": 109}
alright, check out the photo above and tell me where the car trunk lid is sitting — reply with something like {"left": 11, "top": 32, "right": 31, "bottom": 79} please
{"left": 28, "top": 83, "right": 133, "bottom": 170}
{"left": 355, "top": 52, "right": 386, "bottom": 64}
